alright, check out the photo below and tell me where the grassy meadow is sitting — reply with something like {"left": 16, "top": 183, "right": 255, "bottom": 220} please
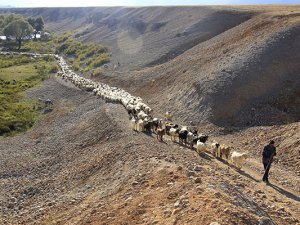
{"left": 0, "top": 54, "right": 59, "bottom": 136}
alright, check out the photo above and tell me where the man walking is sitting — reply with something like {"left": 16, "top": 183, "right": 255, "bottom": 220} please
{"left": 262, "top": 140, "right": 277, "bottom": 184}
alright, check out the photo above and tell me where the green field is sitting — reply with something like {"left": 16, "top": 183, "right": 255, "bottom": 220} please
{"left": 0, "top": 54, "right": 59, "bottom": 136}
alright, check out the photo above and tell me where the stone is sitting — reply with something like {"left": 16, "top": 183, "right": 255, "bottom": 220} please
{"left": 151, "top": 220, "right": 159, "bottom": 225}
{"left": 223, "top": 208, "right": 230, "bottom": 213}
{"left": 177, "top": 165, "right": 183, "bottom": 171}
{"left": 132, "top": 181, "right": 139, "bottom": 186}
{"left": 186, "top": 170, "right": 195, "bottom": 177}
{"left": 259, "top": 217, "right": 272, "bottom": 225}
{"left": 195, "top": 186, "right": 204, "bottom": 194}
{"left": 210, "top": 222, "right": 220, "bottom": 225}
{"left": 172, "top": 208, "right": 182, "bottom": 215}
{"left": 174, "top": 200, "right": 180, "bottom": 208}
{"left": 193, "top": 165, "right": 203, "bottom": 172}
{"left": 194, "top": 177, "right": 201, "bottom": 183}
{"left": 163, "top": 210, "right": 172, "bottom": 218}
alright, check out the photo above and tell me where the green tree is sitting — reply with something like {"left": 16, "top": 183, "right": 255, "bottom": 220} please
{"left": 4, "top": 14, "right": 23, "bottom": 25}
{"left": 27, "top": 16, "right": 44, "bottom": 39}
{"left": 0, "top": 15, "right": 5, "bottom": 35}
{"left": 3, "top": 19, "right": 34, "bottom": 49}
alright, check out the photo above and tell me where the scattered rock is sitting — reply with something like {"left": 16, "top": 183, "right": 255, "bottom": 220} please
{"left": 174, "top": 200, "right": 180, "bottom": 208}
{"left": 193, "top": 165, "right": 203, "bottom": 172}
{"left": 194, "top": 177, "right": 201, "bottom": 183}
{"left": 177, "top": 165, "right": 183, "bottom": 171}
{"left": 186, "top": 170, "right": 195, "bottom": 177}
{"left": 163, "top": 210, "right": 172, "bottom": 218}
{"left": 172, "top": 208, "right": 182, "bottom": 215}
{"left": 210, "top": 222, "right": 220, "bottom": 225}
{"left": 259, "top": 217, "right": 273, "bottom": 225}
{"left": 132, "top": 181, "right": 139, "bottom": 186}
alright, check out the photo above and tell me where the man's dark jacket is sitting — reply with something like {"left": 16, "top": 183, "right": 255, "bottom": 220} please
{"left": 262, "top": 144, "right": 276, "bottom": 164}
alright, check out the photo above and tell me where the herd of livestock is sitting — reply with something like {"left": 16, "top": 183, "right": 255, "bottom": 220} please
{"left": 0, "top": 51, "right": 250, "bottom": 169}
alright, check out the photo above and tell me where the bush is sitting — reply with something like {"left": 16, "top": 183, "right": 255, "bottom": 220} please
{"left": 91, "top": 54, "right": 110, "bottom": 68}
{"left": 92, "top": 68, "right": 104, "bottom": 77}
{"left": 56, "top": 35, "right": 110, "bottom": 72}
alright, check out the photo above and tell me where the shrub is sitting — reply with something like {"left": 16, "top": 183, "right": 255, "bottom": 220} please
{"left": 56, "top": 35, "right": 110, "bottom": 72}
{"left": 92, "top": 68, "right": 104, "bottom": 77}
{"left": 91, "top": 54, "right": 110, "bottom": 68}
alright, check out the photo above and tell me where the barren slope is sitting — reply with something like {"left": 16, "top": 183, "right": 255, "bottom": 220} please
{"left": 2, "top": 6, "right": 299, "bottom": 127}
{"left": 0, "top": 7, "right": 254, "bottom": 70}
{"left": 1, "top": 6, "right": 300, "bottom": 225}
{"left": 94, "top": 7, "right": 300, "bottom": 128}
{"left": 0, "top": 76, "right": 299, "bottom": 225}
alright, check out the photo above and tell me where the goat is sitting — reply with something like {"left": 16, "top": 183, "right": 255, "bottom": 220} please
{"left": 231, "top": 151, "right": 248, "bottom": 169}
{"left": 218, "top": 144, "right": 232, "bottom": 160}
{"left": 211, "top": 141, "right": 220, "bottom": 157}
{"left": 196, "top": 140, "right": 208, "bottom": 154}
{"left": 169, "top": 127, "right": 180, "bottom": 142}
{"left": 157, "top": 128, "right": 165, "bottom": 142}
{"left": 179, "top": 129, "right": 189, "bottom": 145}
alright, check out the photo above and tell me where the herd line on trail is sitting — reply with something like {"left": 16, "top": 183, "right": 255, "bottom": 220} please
{"left": 0, "top": 51, "right": 250, "bottom": 169}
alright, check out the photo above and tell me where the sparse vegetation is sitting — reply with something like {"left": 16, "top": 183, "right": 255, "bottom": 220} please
{"left": 91, "top": 67, "right": 104, "bottom": 77}
{"left": 55, "top": 33, "right": 110, "bottom": 75}
{"left": 22, "top": 38, "right": 56, "bottom": 54}
{"left": 0, "top": 54, "right": 58, "bottom": 136}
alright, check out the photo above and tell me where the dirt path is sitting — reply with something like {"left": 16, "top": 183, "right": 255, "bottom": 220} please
{"left": 208, "top": 153, "right": 300, "bottom": 224}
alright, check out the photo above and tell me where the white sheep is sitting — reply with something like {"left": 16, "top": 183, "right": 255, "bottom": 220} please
{"left": 231, "top": 151, "right": 248, "bottom": 169}
{"left": 169, "top": 128, "right": 179, "bottom": 142}
{"left": 196, "top": 140, "right": 207, "bottom": 154}
{"left": 130, "top": 117, "right": 137, "bottom": 131}
{"left": 137, "top": 119, "right": 145, "bottom": 132}
{"left": 211, "top": 141, "right": 220, "bottom": 157}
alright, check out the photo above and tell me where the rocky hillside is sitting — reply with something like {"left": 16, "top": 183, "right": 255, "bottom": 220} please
{"left": 0, "top": 7, "right": 253, "bottom": 69}
{"left": 0, "top": 5, "right": 300, "bottom": 225}
{"left": 0, "top": 75, "right": 299, "bottom": 225}
{"left": 1, "top": 6, "right": 299, "bottom": 127}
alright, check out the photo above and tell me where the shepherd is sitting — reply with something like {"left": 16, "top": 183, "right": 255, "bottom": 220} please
{"left": 262, "top": 140, "right": 277, "bottom": 184}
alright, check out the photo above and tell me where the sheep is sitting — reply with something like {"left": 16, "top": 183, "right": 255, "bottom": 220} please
{"left": 218, "top": 144, "right": 232, "bottom": 160}
{"left": 196, "top": 140, "right": 208, "bottom": 154}
{"left": 137, "top": 119, "right": 145, "bottom": 132}
{"left": 169, "top": 127, "right": 180, "bottom": 142}
{"left": 152, "top": 118, "right": 159, "bottom": 132}
{"left": 187, "top": 132, "right": 195, "bottom": 149}
{"left": 165, "top": 123, "right": 178, "bottom": 135}
{"left": 3, "top": 52, "right": 156, "bottom": 137}
{"left": 130, "top": 117, "right": 138, "bottom": 131}
{"left": 191, "top": 134, "right": 208, "bottom": 149}
{"left": 179, "top": 129, "right": 189, "bottom": 145}
{"left": 137, "top": 111, "right": 148, "bottom": 120}
{"left": 211, "top": 141, "right": 220, "bottom": 157}
{"left": 187, "top": 130, "right": 199, "bottom": 149}
{"left": 157, "top": 128, "right": 165, "bottom": 141}
{"left": 231, "top": 151, "right": 248, "bottom": 169}
{"left": 144, "top": 119, "right": 152, "bottom": 134}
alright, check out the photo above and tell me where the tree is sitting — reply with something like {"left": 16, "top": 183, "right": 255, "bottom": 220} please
{"left": 4, "top": 14, "right": 23, "bottom": 25}
{"left": 27, "top": 16, "right": 44, "bottom": 39}
{"left": 0, "top": 15, "right": 5, "bottom": 35}
{"left": 3, "top": 19, "right": 34, "bottom": 49}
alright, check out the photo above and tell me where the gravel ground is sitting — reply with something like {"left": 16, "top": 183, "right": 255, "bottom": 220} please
{"left": 0, "top": 75, "right": 299, "bottom": 225}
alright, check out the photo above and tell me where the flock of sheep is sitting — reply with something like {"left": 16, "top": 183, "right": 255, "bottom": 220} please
{"left": 53, "top": 53, "right": 249, "bottom": 170}
{"left": 0, "top": 51, "right": 250, "bottom": 170}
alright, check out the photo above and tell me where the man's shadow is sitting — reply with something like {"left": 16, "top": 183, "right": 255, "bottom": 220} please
{"left": 268, "top": 183, "right": 300, "bottom": 202}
